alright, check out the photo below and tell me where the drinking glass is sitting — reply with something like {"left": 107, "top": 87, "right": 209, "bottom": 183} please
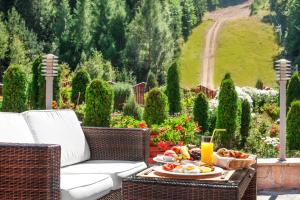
{"left": 201, "top": 136, "right": 214, "bottom": 165}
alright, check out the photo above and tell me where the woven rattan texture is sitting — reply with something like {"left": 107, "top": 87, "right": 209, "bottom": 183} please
{"left": 99, "top": 189, "right": 122, "bottom": 200}
{"left": 83, "top": 127, "right": 150, "bottom": 163}
{"left": 0, "top": 143, "right": 61, "bottom": 200}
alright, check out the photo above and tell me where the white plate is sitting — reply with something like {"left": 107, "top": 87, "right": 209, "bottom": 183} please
{"left": 153, "top": 166, "right": 224, "bottom": 177}
{"left": 153, "top": 156, "right": 201, "bottom": 165}
{"left": 153, "top": 155, "right": 175, "bottom": 164}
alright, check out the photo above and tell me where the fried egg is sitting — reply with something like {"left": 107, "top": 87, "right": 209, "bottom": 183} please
{"left": 172, "top": 165, "right": 184, "bottom": 173}
{"left": 183, "top": 165, "right": 200, "bottom": 173}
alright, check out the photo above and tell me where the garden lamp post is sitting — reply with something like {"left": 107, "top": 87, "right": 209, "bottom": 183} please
{"left": 42, "top": 54, "right": 58, "bottom": 109}
{"left": 275, "top": 59, "right": 292, "bottom": 161}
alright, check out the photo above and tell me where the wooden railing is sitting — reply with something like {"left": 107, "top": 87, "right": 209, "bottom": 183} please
{"left": 191, "top": 85, "right": 217, "bottom": 99}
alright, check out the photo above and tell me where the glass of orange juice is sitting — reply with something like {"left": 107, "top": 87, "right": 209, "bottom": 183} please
{"left": 201, "top": 136, "right": 214, "bottom": 165}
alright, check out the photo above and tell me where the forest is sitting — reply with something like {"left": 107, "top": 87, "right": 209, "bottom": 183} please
{"left": 0, "top": 0, "right": 245, "bottom": 83}
{"left": 270, "top": 0, "right": 300, "bottom": 67}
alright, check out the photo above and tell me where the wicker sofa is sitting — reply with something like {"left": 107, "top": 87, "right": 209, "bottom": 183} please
{"left": 0, "top": 110, "right": 150, "bottom": 200}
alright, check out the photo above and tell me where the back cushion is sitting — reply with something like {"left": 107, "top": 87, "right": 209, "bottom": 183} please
{"left": 22, "top": 110, "right": 90, "bottom": 167}
{"left": 0, "top": 112, "right": 35, "bottom": 143}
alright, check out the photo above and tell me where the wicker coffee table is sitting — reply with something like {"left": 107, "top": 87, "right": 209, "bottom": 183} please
{"left": 122, "top": 166, "right": 256, "bottom": 200}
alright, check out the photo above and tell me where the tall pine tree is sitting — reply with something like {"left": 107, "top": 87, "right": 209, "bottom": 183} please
{"left": 125, "top": 0, "right": 174, "bottom": 82}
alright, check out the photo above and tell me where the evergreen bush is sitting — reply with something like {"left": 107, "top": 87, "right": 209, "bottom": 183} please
{"left": 216, "top": 76, "right": 238, "bottom": 148}
{"left": 113, "top": 82, "right": 133, "bottom": 111}
{"left": 145, "top": 71, "right": 158, "bottom": 92}
{"left": 287, "top": 72, "right": 300, "bottom": 110}
{"left": 240, "top": 99, "right": 251, "bottom": 147}
{"left": 255, "top": 79, "right": 264, "bottom": 89}
{"left": 30, "top": 56, "right": 43, "bottom": 109}
{"left": 193, "top": 92, "right": 208, "bottom": 133}
{"left": 71, "top": 69, "right": 91, "bottom": 105}
{"left": 143, "top": 88, "right": 168, "bottom": 126}
{"left": 84, "top": 79, "right": 113, "bottom": 127}
{"left": 2, "top": 65, "right": 28, "bottom": 112}
{"left": 166, "top": 61, "right": 181, "bottom": 114}
{"left": 123, "top": 95, "right": 143, "bottom": 120}
{"left": 287, "top": 101, "right": 300, "bottom": 150}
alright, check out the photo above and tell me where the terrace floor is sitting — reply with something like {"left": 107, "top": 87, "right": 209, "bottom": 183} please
{"left": 258, "top": 190, "right": 300, "bottom": 200}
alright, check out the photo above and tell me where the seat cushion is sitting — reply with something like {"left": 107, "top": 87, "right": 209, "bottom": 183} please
{"left": 0, "top": 112, "right": 35, "bottom": 143}
{"left": 22, "top": 110, "right": 90, "bottom": 167}
{"left": 61, "top": 174, "right": 113, "bottom": 200}
{"left": 61, "top": 160, "right": 147, "bottom": 190}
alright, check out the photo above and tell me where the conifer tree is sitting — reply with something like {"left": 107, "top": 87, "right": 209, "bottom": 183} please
{"left": 193, "top": 92, "right": 209, "bottom": 133}
{"left": 167, "top": 61, "right": 181, "bottom": 114}
{"left": 216, "top": 74, "right": 238, "bottom": 148}
{"left": 125, "top": 0, "right": 174, "bottom": 82}
{"left": 287, "top": 72, "right": 300, "bottom": 110}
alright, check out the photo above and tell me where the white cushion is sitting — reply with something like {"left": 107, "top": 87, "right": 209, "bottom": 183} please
{"left": 0, "top": 112, "right": 35, "bottom": 143}
{"left": 22, "top": 110, "right": 90, "bottom": 167}
{"left": 61, "top": 174, "right": 113, "bottom": 200}
{"left": 61, "top": 160, "right": 147, "bottom": 190}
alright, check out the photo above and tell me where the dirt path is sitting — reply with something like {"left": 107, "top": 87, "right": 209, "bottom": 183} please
{"left": 201, "top": 1, "right": 252, "bottom": 89}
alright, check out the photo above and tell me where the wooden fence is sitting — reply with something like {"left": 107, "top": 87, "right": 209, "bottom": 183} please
{"left": 133, "top": 82, "right": 145, "bottom": 105}
{"left": 191, "top": 85, "right": 217, "bottom": 99}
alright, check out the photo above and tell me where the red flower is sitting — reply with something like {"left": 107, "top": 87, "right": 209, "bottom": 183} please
{"left": 176, "top": 125, "right": 183, "bottom": 132}
{"left": 196, "top": 126, "right": 201, "bottom": 133}
{"left": 158, "top": 141, "right": 169, "bottom": 151}
{"left": 178, "top": 141, "right": 184, "bottom": 146}
{"left": 275, "top": 144, "right": 280, "bottom": 151}
{"left": 138, "top": 122, "right": 146, "bottom": 128}
{"left": 185, "top": 116, "right": 191, "bottom": 122}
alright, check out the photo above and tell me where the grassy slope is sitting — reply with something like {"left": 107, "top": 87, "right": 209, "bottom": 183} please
{"left": 180, "top": 20, "right": 213, "bottom": 89}
{"left": 214, "top": 18, "right": 279, "bottom": 87}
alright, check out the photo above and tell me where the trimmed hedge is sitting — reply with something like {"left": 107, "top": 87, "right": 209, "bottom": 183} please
{"left": 287, "top": 72, "right": 300, "bottom": 110}
{"left": 216, "top": 75, "right": 238, "bottom": 148}
{"left": 193, "top": 92, "right": 208, "bottom": 133}
{"left": 123, "top": 95, "right": 143, "bottom": 120}
{"left": 2, "top": 65, "right": 28, "bottom": 112}
{"left": 255, "top": 79, "right": 264, "bottom": 90}
{"left": 30, "top": 56, "right": 43, "bottom": 109}
{"left": 240, "top": 99, "right": 251, "bottom": 147}
{"left": 71, "top": 69, "right": 91, "bottom": 105}
{"left": 287, "top": 101, "right": 300, "bottom": 150}
{"left": 166, "top": 61, "right": 181, "bottom": 114}
{"left": 113, "top": 82, "right": 133, "bottom": 111}
{"left": 84, "top": 79, "right": 113, "bottom": 127}
{"left": 143, "top": 88, "right": 168, "bottom": 126}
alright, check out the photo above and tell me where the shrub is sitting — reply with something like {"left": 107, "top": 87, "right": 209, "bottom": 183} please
{"left": 287, "top": 101, "right": 300, "bottom": 150}
{"left": 255, "top": 79, "right": 264, "bottom": 90}
{"left": 71, "top": 69, "right": 91, "bottom": 105}
{"left": 193, "top": 92, "right": 208, "bottom": 133}
{"left": 2, "top": 65, "right": 28, "bottom": 112}
{"left": 74, "top": 104, "right": 86, "bottom": 122}
{"left": 30, "top": 56, "right": 43, "bottom": 109}
{"left": 113, "top": 82, "right": 133, "bottom": 111}
{"left": 80, "top": 51, "right": 114, "bottom": 81}
{"left": 54, "top": 64, "right": 71, "bottom": 106}
{"left": 84, "top": 79, "right": 113, "bottom": 127}
{"left": 216, "top": 75, "right": 238, "bottom": 148}
{"left": 123, "top": 95, "right": 143, "bottom": 120}
{"left": 264, "top": 103, "right": 279, "bottom": 120}
{"left": 145, "top": 71, "right": 158, "bottom": 92}
{"left": 287, "top": 72, "right": 300, "bottom": 110}
{"left": 240, "top": 99, "right": 251, "bottom": 147}
{"left": 143, "top": 88, "right": 168, "bottom": 126}
{"left": 166, "top": 61, "right": 182, "bottom": 114}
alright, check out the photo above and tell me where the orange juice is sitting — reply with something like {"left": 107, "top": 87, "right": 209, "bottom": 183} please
{"left": 201, "top": 142, "right": 214, "bottom": 165}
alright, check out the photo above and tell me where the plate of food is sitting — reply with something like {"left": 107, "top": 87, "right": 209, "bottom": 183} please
{"left": 154, "top": 163, "right": 223, "bottom": 177}
{"left": 153, "top": 145, "right": 201, "bottom": 164}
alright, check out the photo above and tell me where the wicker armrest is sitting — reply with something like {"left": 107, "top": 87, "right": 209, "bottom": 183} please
{"left": 0, "top": 143, "right": 61, "bottom": 200}
{"left": 82, "top": 127, "right": 150, "bottom": 164}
